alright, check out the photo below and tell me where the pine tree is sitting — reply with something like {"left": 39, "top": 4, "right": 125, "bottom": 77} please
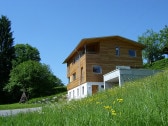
{"left": 0, "top": 15, "right": 15, "bottom": 103}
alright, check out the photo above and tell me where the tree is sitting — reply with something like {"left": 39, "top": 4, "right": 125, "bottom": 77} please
{"left": 4, "top": 60, "right": 63, "bottom": 100}
{"left": 0, "top": 15, "right": 15, "bottom": 103}
{"left": 12, "top": 44, "right": 41, "bottom": 67}
{"left": 159, "top": 25, "right": 168, "bottom": 55}
{"left": 138, "top": 29, "right": 164, "bottom": 64}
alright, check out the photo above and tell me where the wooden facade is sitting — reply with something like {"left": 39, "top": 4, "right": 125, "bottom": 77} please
{"left": 63, "top": 36, "right": 145, "bottom": 91}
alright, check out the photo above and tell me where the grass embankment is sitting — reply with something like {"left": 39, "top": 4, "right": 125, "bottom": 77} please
{"left": 0, "top": 69, "right": 167, "bottom": 125}
{"left": 27, "top": 92, "right": 67, "bottom": 104}
{"left": 0, "top": 92, "right": 67, "bottom": 110}
{"left": 0, "top": 103, "right": 42, "bottom": 110}
{"left": 144, "top": 58, "right": 168, "bottom": 70}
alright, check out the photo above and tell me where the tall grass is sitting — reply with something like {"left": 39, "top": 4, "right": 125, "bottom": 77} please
{"left": 0, "top": 70, "right": 168, "bottom": 125}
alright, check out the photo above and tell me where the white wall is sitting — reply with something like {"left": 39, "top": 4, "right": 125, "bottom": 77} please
{"left": 68, "top": 83, "right": 87, "bottom": 100}
{"left": 67, "top": 82, "right": 104, "bottom": 100}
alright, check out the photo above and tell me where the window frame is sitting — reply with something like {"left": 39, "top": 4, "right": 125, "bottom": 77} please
{"left": 81, "top": 67, "right": 84, "bottom": 82}
{"left": 73, "top": 90, "right": 75, "bottom": 98}
{"left": 77, "top": 88, "right": 79, "bottom": 96}
{"left": 128, "top": 50, "right": 136, "bottom": 57}
{"left": 72, "top": 73, "right": 76, "bottom": 81}
{"left": 69, "top": 92, "right": 71, "bottom": 98}
{"left": 115, "top": 46, "right": 120, "bottom": 56}
{"left": 93, "top": 65, "right": 102, "bottom": 74}
{"left": 82, "top": 86, "right": 84, "bottom": 95}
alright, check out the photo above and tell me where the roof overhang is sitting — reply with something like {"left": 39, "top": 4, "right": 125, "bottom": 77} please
{"left": 63, "top": 35, "right": 145, "bottom": 63}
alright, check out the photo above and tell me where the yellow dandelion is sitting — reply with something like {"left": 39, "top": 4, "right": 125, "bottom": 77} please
{"left": 104, "top": 105, "right": 111, "bottom": 109}
{"left": 112, "top": 112, "right": 117, "bottom": 116}
{"left": 117, "top": 98, "right": 123, "bottom": 103}
{"left": 111, "top": 110, "right": 117, "bottom": 116}
{"left": 111, "top": 109, "right": 115, "bottom": 113}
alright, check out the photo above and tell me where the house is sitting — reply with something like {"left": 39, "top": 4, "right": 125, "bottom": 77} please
{"left": 63, "top": 35, "right": 145, "bottom": 100}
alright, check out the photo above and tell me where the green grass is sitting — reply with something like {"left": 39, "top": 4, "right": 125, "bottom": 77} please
{"left": 0, "top": 70, "right": 168, "bottom": 125}
{"left": 0, "top": 103, "right": 41, "bottom": 110}
{"left": 27, "top": 92, "right": 67, "bottom": 104}
{"left": 144, "top": 58, "right": 168, "bottom": 70}
{"left": 0, "top": 92, "right": 66, "bottom": 110}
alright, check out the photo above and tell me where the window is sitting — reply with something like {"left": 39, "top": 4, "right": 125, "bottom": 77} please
{"left": 72, "top": 55, "right": 79, "bottom": 64}
{"left": 86, "top": 43, "right": 99, "bottom": 54}
{"left": 77, "top": 88, "right": 79, "bottom": 96}
{"left": 72, "top": 50, "right": 85, "bottom": 64}
{"left": 73, "top": 73, "right": 76, "bottom": 81}
{"left": 68, "top": 77, "right": 70, "bottom": 83}
{"left": 69, "top": 92, "right": 71, "bottom": 98}
{"left": 81, "top": 67, "right": 84, "bottom": 82}
{"left": 82, "top": 86, "right": 84, "bottom": 95}
{"left": 115, "top": 47, "right": 120, "bottom": 56}
{"left": 129, "top": 50, "right": 136, "bottom": 57}
{"left": 73, "top": 90, "right": 75, "bottom": 98}
{"left": 93, "top": 65, "right": 102, "bottom": 74}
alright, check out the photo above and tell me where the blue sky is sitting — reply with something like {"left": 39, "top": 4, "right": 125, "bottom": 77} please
{"left": 1, "top": 0, "right": 168, "bottom": 84}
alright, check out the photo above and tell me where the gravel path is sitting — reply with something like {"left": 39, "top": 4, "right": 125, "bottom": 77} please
{"left": 0, "top": 107, "right": 42, "bottom": 116}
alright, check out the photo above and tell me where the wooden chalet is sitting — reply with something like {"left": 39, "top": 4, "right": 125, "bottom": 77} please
{"left": 63, "top": 35, "right": 145, "bottom": 100}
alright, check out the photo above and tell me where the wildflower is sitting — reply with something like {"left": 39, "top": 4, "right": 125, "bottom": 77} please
{"left": 111, "top": 112, "right": 117, "bottom": 116}
{"left": 117, "top": 98, "right": 123, "bottom": 103}
{"left": 104, "top": 105, "right": 111, "bottom": 109}
{"left": 111, "top": 109, "right": 116, "bottom": 116}
{"left": 111, "top": 109, "right": 115, "bottom": 113}
{"left": 96, "top": 102, "right": 102, "bottom": 104}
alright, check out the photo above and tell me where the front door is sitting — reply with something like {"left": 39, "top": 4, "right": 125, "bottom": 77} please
{"left": 92, "top": 85, "right": 98, "bottom": 94}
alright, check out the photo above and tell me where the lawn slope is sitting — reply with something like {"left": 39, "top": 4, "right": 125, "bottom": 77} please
{"left": 144, "top": 58, "right": 168, "bottom": 70}
{"left": 0, "top": 70, "right": 167, "bottom": 125}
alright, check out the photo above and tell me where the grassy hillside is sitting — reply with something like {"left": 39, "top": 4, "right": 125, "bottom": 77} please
{"left": 0, "top": 92, "right": 67, "bottom": 110}
{"left": 0, "top": 69, "right": 167, "bottom": 125}
{"left": 144, "top": 58, "right": 168, "bottom": 70}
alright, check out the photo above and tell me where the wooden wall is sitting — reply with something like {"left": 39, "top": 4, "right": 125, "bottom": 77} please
{"left": 86, "top": 38, "right": 143, "bottom": 82}
{"left": 67, "top": 55, "right": 86, "bottom": 90}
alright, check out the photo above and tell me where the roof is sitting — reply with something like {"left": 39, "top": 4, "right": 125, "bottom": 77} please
{"left": 63, "top": 35, "right": 145, "bottom": 63}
